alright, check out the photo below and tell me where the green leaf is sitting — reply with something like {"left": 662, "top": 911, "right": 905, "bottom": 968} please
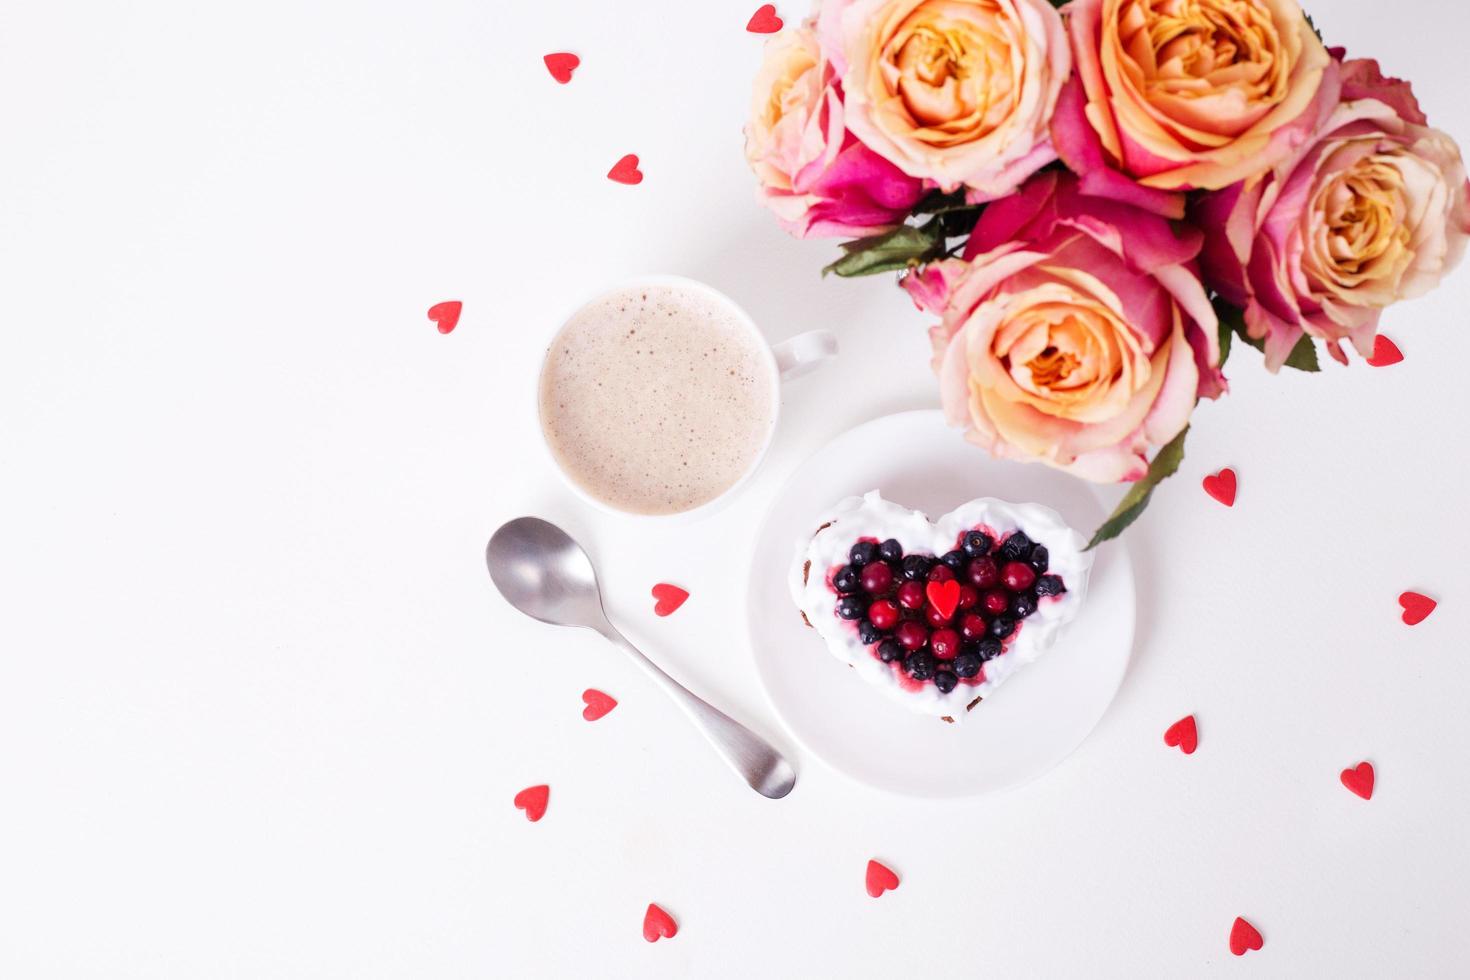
{"left": 1213, "top": 296, "right": 1250, "bottom": 366}
{"left": 1085, "top": 426, "right": 1190, "bottom": 550}
{"left": 1282, "top": 334, "right": 1320, "bottom": 372}
{"left": 910, "top": 188, "right": 970, "bottom": 215}
{"left": 823, "top": 224, "right": 943, "bottom": 279}
{"left": 1211, "top": 297, "right": 1319, "bottom": 372}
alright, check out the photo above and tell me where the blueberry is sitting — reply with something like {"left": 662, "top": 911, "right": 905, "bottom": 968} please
{"left": 952, "top": 652, "right": 982, "bottom": 678}
{"left": 901, "top": 555, "right": 934, "bottom": 581}
{"left": 877, "top": 638, "right": 904, "bottom": 663}
{"left": 905, "top": 652, "right": 936, "bottom": 681}
{"left": 999, "top": 531, "right": 1033, "bottom": 562}
{"left": 1027, "top": 544, "right": 1049, "bottom": 573}
{"left": 962, "top": 530, "right": 994, "bottom": 558}
{"left": 1035, "top": 574, "right": 1066, "bottom": 597}
{"left": 849, "top": 541, "right": 877, "bottom": 567}
{"left": 858, "top": 620, "right": 883, "bottom": 645}
{"left": 877, "top": 539, "right": 904, "bottom": 563}
{"left": 933, "top": 670, "right": 958, "bottom": 694}
{"left": 1009, "top": 593, "right": 1037, "bottom": 619}
{"left": 989, "top": 616, "right": 1016, "bottom": 639}
{"left": 836, "top": 595, "right": 866, "bottom": 621}
{"left": 941, "top": 550, "right": 967, "bottom": 572}
{"left": 977, "top": 637, "right": 1002, "bottom": 661}
{"left": 832, "top": 565, "right": 861, "bottom": 594}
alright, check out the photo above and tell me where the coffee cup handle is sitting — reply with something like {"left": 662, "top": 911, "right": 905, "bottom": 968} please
{"left": 772, "top": 330, "right": 838, "bottom": 382}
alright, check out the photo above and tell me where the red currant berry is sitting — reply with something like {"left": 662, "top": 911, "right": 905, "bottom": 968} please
{"left": 930, "top": 629, "right": 960, "bottom": 660}
{"left": 967, "top": 557, "right": 1000, "bottom": 589}
{"left": 868, "top": 599, "right": 899, "bottom": 631}
{"left": 895, "top": 620, "right": 929, "bottom": 651}
{"left": 955, "top": 584, "right": 979, "bottom": 611}
{"left": 981, "top": 589, "right": 1011, "bottom": 616}
{"left": 1001, "top": 561, "right": 1036, "bottom": 592}
{"left": 896, "top": 580, "right": 926, "bottom": 610}
{"left": 860, "top": 561, "right": 894, "bottom": 594}
{"left": 924, "top": 603, "right": 952, "bottom": 627}
{"left": 927, "top": 563, "right": 955, "bottom": 583}
{"left": 959, "top": 612, "right": 988, "bottom": 641}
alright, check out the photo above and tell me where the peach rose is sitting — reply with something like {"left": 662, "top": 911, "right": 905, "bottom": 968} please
{"left": 745, "top": 26, "right": 924, "bottom": 237}
{"left": 1061, "top": 0, "right": 1336, "bottom": 195}
{"left": 820, "top": 0, "right": 1071, "bottom": 198}
{"left": 905, "top": 172, "right": 1225, "bottom": 482}
{"left": 1197, "top": 55, "right": 1470, "bottom": 367}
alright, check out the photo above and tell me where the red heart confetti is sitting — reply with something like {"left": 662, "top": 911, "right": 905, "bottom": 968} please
{"left": 1340, "top": 761, "right": 1375, "bottom": 800}
{"left": 642, "top": 903, "right": 678, "bottom": 942}
{"left": 427, "top": 300, "right": 462, "bottom": 334}
{"left": 1229, "top": 917, "right": 1263, "bottom": 956}
{"left": 865, "top": 859, "right": 900, "bottom": 898}
{"left": 652, "top": 583, "right": 689, "bottom": 617}
{"left": 1399, "top": 591, "right": 1436, "bottom": 626}
{"left": 1163, "top": 715, "right": 1198, "bottom": 755}
{"left": 607, "top": 154, "right": 643, "bottom": 185}
{"left": 513, "top": 784, "right": 549, "bottom": 822}
{"left": 1366, "top": 335, "right": 1404, "bottom": 367}
{"left": 543, "top": 52, "right": 580, "bottom": 84}
{"left": 746, "top": 4, "right": 784, "bottom": 33}
{"left": 581, "top": 688, "right": 617, "bottom": 722}
{"left": 1202, "top": 468, "right": 1237, "bottom": 507}
{"left": 925, "top": 579, "right": 961, "bottom": 620}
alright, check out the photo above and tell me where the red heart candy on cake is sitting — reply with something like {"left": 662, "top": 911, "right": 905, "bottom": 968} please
{"left": 1202, "top": 468, "right": 1237, "bottom": 507}
{"left": 543, "top": 52, "right": 579, "bottom": 84}
{"left": 1163, "top": 715, "right": 1198, "bottom": 755}
{"left": 607, "top": 154, "right": 643, "bottom": 185}
{"left": 865, "top": 859, "right": 900, "bottom": 898}
{"left": 642, "top": 903, "right": 678, "bottom": 942}
{"left": 746, "top": 4, "right": 783, "bottom": 33}
{"left": 652, "top": 583, "right": 688, "bottom": 617}
{"left": 1340, "top": 761, "right": 1374, "bottom": 800}
{"left": 427, "top": 300, "right": 461, "bottom": 334}
{"left": 1229, "top": 917, "right": 1263, "bottom": 956}
{"left": 1399, "top": 591, "right": 1436, "bottom": 626}
{"left": 581, "top": 688, "right": 617, "bottom": 721}
{"left": 925, "top": 579, "right": 961, "bottom": 620}
{"left": 1366, "top": 335, "right": 1403, "bottom": 367}
{"left": 513, "top": 784, "right": 549, "bottom": 822}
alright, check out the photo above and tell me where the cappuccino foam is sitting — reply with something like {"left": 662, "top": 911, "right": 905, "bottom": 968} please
{"left": 539, "top": 285, "right": 776, "bottom": 515}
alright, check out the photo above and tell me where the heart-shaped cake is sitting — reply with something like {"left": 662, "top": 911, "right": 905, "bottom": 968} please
{"left": 788, "top": 491, "right": 1092, "bottom": 721}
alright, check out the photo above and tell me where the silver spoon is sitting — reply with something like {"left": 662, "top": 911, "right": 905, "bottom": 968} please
{"left": 485, "top": 517, "right": 797, "bottom": 800}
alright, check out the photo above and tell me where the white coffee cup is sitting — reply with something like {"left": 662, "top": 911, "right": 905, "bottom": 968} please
{"left": 537, "top": 275, "right": 837, "bottom": 519}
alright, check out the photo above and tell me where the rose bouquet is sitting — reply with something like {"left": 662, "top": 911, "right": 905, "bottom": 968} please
{"left": 745, "top": 0, "right": 1470, "bottom": 545}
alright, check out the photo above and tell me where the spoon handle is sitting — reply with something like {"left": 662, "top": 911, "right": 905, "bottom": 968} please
{"left": 606, "top": 630, "right": 796, "bottom": 800}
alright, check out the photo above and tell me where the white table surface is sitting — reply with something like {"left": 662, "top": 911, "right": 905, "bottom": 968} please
{"left": 3, "top": 2, "right": 1468, "bottom": 976}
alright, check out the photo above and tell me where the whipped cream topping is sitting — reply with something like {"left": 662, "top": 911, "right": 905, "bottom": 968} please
{"left": 787, "top": 491, "right": 1093, "bottom": 719}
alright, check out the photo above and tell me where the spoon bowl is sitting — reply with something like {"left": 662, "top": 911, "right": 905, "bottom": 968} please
{"left": 486, "top": 518, "right": 610, "bottom": 634}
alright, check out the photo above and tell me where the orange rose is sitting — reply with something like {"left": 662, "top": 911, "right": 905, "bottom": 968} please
{"left": 822, "top": 0, "right": 1071, "bottom": 198}
{"left": 1063, "top": 0, "right": 1334, "bottom": 192}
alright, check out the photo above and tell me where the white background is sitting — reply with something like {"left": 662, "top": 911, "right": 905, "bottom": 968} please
{"left": 3, "top": 1, "right": 1468, "bottom": 976}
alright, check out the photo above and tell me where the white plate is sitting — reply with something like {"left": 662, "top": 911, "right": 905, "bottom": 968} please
{"left": 746, "top": 410, "right": 1135, "bottom": 798}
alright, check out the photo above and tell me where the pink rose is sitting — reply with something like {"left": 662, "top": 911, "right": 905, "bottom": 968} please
{"left": 1059, "top": 0, "right": 1336, "bottom": 202}
{"left": 745, "top": 27, "right": 923, "bottom": 238}
{"left": 818, "top": 0, "right": 1071, "bottom": 199}
{"left": 905, "top": 172, "right": 1225, "bottom": 482}
{"left": 1196, "top": 56, "right": 1470, "bottom": 368}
